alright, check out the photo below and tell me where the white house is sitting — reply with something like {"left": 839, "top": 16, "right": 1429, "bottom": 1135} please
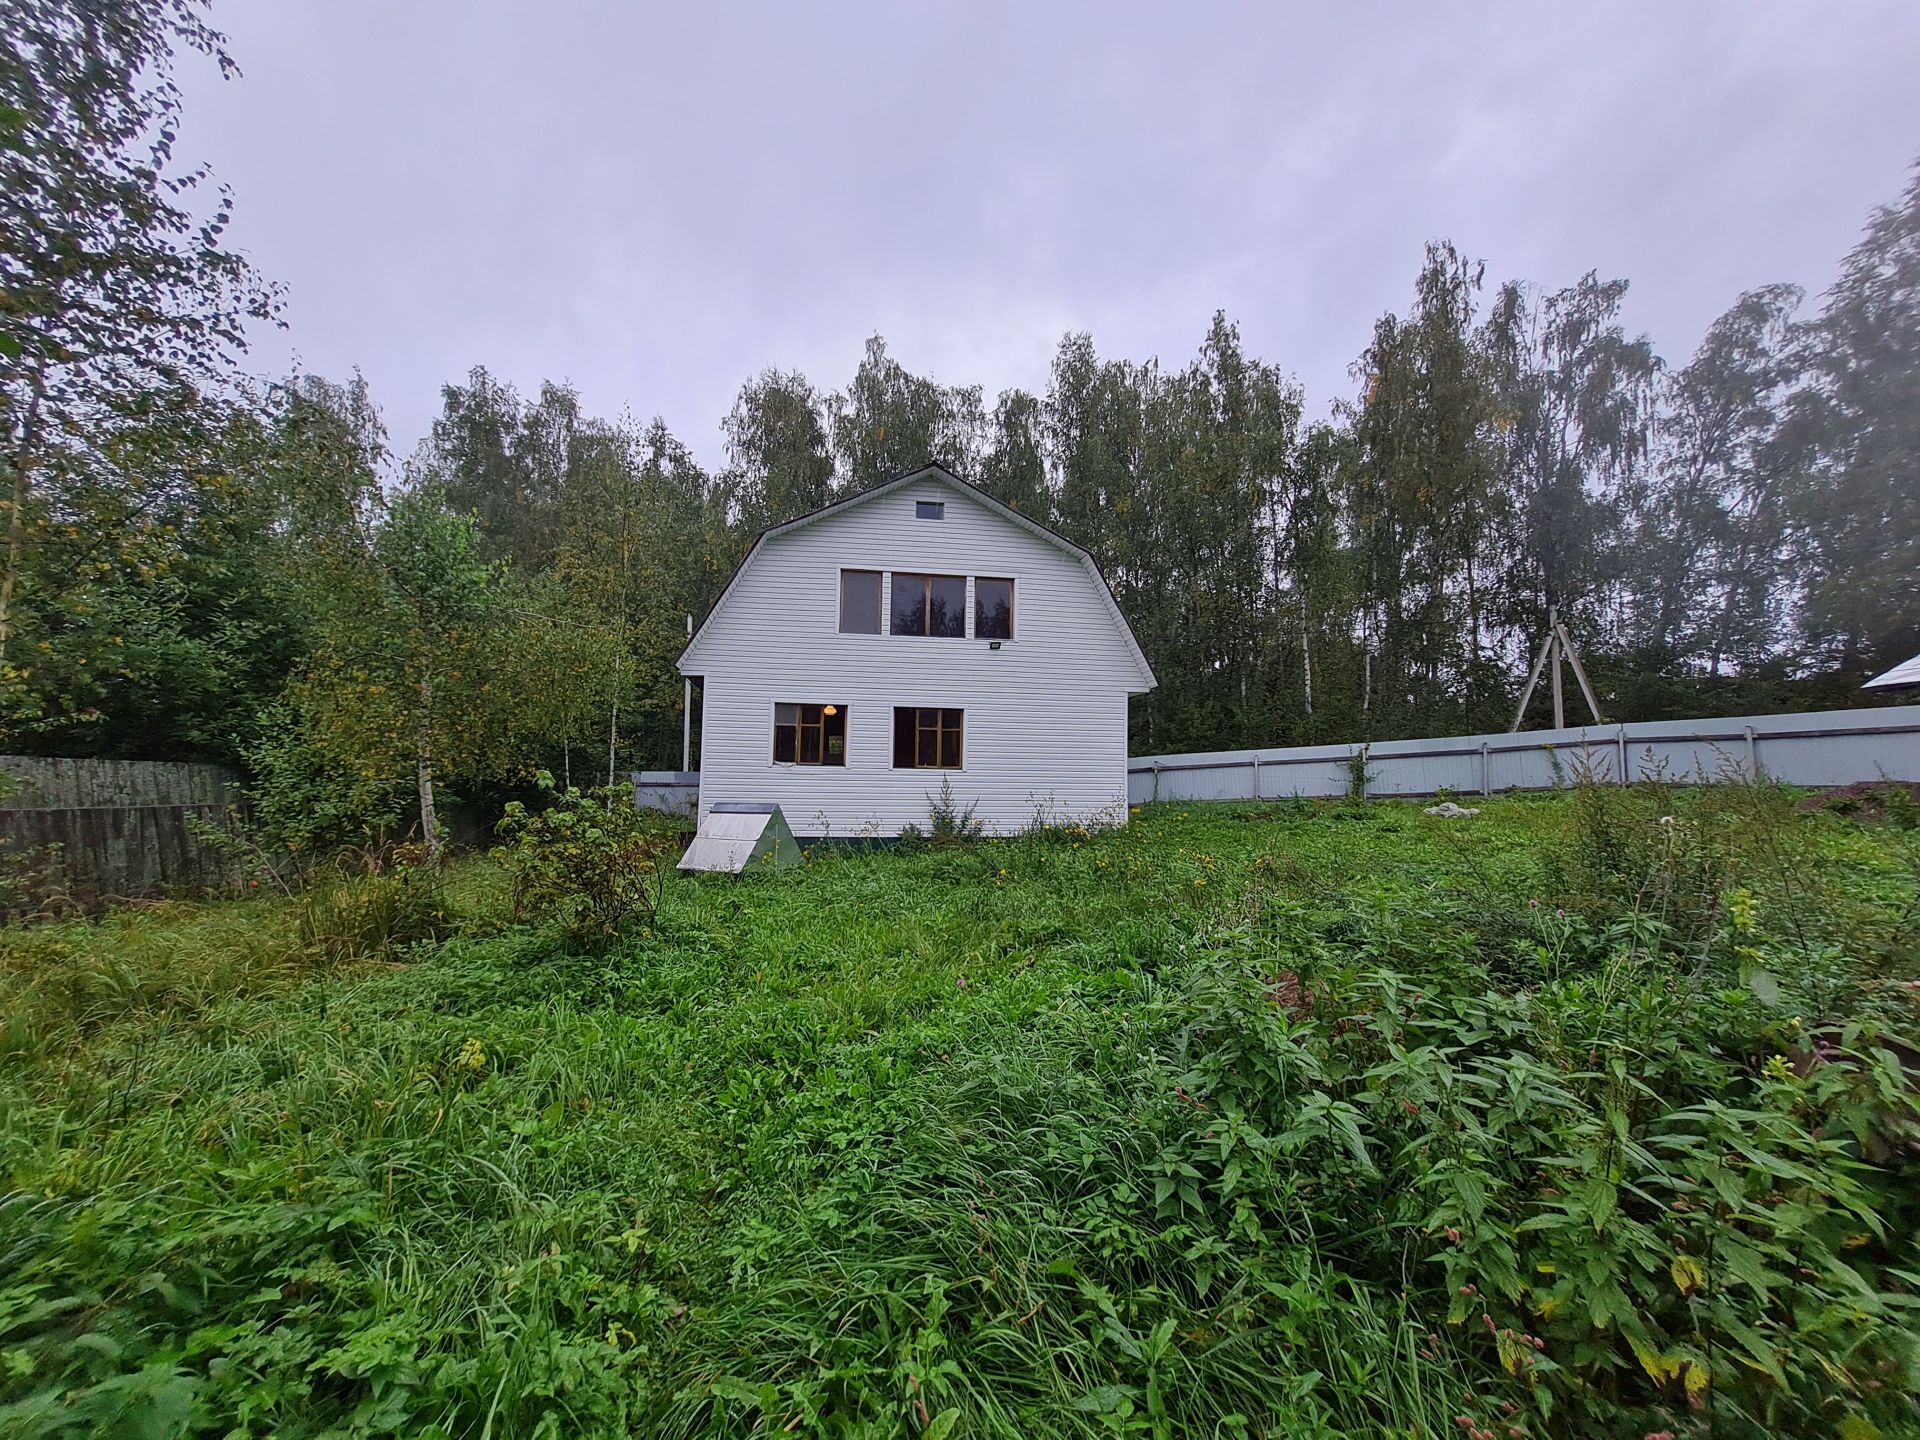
{"left": 677, "top": 463, "right": 1156, "bottom": 838}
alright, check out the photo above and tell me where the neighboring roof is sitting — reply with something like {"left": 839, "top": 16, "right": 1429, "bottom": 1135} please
{"left": 679, "top": 463, "right": 1156, "bottom": 689}
{"left": 1865, "top": 652, "right": 1920, "bottom": 690}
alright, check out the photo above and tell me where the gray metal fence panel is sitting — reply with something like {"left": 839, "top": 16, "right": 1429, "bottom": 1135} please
{"left": 1128, "top": 704, "right": 1920, "bottom": 805}
{"left": 632, "top": 770, "right": 700, "bottom": 818}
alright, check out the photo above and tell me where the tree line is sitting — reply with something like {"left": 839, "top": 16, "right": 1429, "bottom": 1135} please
{"left": 4, "top": 0, "right": 1917, "bottom": 848}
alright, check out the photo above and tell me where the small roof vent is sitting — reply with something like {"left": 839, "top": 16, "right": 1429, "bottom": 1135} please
{"left": 915, "top": 500, "right": 945, "bottom": 520}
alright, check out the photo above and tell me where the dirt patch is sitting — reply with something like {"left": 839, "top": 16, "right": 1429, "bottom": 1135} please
{"left": 1797, "top": 780, "right": 1920, "bottom": 821}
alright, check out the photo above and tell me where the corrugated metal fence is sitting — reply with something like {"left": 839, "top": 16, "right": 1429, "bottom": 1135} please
{"left": 0, "top": 756, "right": 244, "bottom": 903}
{"left": 1128, "top": 704, "right": 1920, "bottom": 805}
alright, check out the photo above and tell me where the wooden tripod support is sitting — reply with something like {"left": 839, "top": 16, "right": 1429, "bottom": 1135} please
{"left": 1510, "top": 605, "right": 1604, "bottom": 731}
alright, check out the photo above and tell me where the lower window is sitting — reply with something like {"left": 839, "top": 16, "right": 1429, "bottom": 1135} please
{"left": 774, "top": 703, "right": 846, "bottom": 765}
{"left": 892, "top": 707, "right": 963, "bottom": 769}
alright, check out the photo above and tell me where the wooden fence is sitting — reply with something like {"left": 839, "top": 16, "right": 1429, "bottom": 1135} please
{"left": 0, "top": 756, "right": 245, "bottom": 904}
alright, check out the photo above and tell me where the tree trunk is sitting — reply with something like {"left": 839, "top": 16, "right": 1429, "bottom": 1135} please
{"left": 415, "top": 676, "right": 440, "bottom": 860}
{"left": 605, "top": 695, "right": 619, "bottom": 810}
{"left": 1300, "top": 599, "right": 1314, "bottom": 721}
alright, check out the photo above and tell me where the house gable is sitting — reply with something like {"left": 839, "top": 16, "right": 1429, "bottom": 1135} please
{"left": 679, "top": 464, "right": 1155, "bottom": 690}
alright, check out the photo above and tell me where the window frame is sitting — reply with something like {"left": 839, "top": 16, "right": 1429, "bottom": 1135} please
{"left": 889, "top": 571, "right": 968, "bottom": 639}
{"left": 773, "top": 702, "right": 848, "bottom": 767}
{"left": 974, "top": 575, "right": 1014, "bottom": 641}
{"left": 891, "top": 706, "right": 964, "bottom": 770}
{"left": 838, "top": 568, "right": 882, "bottom": 635}
{"left": 915, "top": 500, "right": 946, "bottom": 520}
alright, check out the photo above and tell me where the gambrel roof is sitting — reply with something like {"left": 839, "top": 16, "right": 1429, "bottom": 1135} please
{"left": 679, "top": 463, "right": 1155, "bottom": 688}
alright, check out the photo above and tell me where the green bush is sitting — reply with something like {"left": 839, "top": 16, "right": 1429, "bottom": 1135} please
{"left": 926, "top": 775, "right": 985, "bottom": 846}
{"left": 1154, "top": 905, "right": 1920, "bottom": 1438}
{"left": 498, "top": 777, "right": 671, "bottom": 944}
{"left": 242, "top": 700, "right": 409, "bottom": 853}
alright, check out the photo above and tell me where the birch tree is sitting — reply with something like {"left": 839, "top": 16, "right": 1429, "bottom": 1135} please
{"left": 0, "top": 0, "right": 278, "bottom": 714}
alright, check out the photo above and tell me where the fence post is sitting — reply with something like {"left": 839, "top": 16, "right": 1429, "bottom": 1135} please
{"left": 1745, "top": 725, "right": 1759, "bottom": 780}
{"left": 1151, "top": 762, "right": 1160, "bottom": 803}
{"left": 1250, "top": 753, "right": 1259, "bottom": 800}
{"left": 1479, "top": 742, "right": 1490, "bottom": 796}
{"left": 1617, "top": 725, "right": 1629, "bottom": 785}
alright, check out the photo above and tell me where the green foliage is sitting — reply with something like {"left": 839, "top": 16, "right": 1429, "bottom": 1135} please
{"left": 1343, "top": 743, "right": 1375, "bottom": 802}
{"left": 0, "top": 0, "right": 280, "bottom": 742}
{"left": 497, "top": 777, "right": 671, "bottom": 944}
{"left": 242, "top": 698, "right": 408, "bottom": 852}
{"left": 2, "top": 796, "right": 1914, "bottom": 1437}
{"left": 293, "top": 844, "right": 451, "bottom": 967}
{"left": 925, "top": 775, "right": 985, "bottom": 846}
{"left": 1785, "top": 161, "right": 1920, "bottom": 670}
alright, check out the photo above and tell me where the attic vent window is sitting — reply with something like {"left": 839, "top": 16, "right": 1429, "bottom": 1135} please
{"left": 915, "top": 501, "right": 945, "bottom": 520}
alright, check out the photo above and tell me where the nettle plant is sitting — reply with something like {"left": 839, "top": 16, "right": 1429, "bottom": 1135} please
{"left": 1156, "top": 876, "right": 1920, "bottom": 1440}
{"left": 497, "top": 776, "right": 672, "bottom": 944}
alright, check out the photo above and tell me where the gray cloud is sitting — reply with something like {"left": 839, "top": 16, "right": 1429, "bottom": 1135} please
{"left": 175, "top": 0, "right": 1920, "bottom": 467}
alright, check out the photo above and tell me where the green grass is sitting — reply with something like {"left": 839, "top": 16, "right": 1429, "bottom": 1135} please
{"left": 2, "top": 791, "right": 1918, "bottom": 1439}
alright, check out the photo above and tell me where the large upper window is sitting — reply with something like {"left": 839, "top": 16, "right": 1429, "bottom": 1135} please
{"left": 893, "top": 707, "right": 963, "bottom": 769}
{"left": 975, "top": 577, "right": 1013, "bottom": 640}
{"left": 774, "top": 703, "right": 846, "bottom": 765}
{"left": 890, "top": 573, "right": 966, "bottom": 638}
{"left": 839, "top": 570, "right": 881, "bottom": 634}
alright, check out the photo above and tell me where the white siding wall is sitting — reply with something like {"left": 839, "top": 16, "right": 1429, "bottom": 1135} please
{"left": 683, "top": 480, "right": 1146, "bottom": 837}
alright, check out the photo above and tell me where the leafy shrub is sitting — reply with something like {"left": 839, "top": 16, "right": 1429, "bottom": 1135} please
{"left": 1157, "top": 923, "right": 1920, "bottom": 1440}
{"left": 1880, "top": 783, "right": 1920, "bottom": 831}
{"left": 242, "top": 700, "right": 409, "bottom": 853}
{"left": 498, "top": 776, "right": 671, "bottom": 943}
{"left": 1343, "top": 743, "right": 1375, "bottom": 801}
{"left": 0, "top": 837, "right": 70, "bottom": 921}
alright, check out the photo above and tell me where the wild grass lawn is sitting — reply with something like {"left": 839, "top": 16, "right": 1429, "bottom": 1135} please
{"left": 2, "top": 790, "right": 1918, "bottom": 1439}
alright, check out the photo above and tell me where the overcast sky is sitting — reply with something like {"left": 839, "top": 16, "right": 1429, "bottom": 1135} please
{"left": 175, "top": 1, "right": 1920, "bottom": 471}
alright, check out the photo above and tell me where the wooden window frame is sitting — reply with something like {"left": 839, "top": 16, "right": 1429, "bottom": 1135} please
{"left": 773, "top": 702, "right": 847, "bottom": 766}
{"left": 839, "top": 569, "right": 882, "bottom": 634}
{"left": 889, "top": 572, "right": 967, "bottom": 638}
{"left": 974, "top": 576, "right": 1014, "bottom": 641}
{"left": 891, "top": 706, "right": 964, "bottom": 770}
